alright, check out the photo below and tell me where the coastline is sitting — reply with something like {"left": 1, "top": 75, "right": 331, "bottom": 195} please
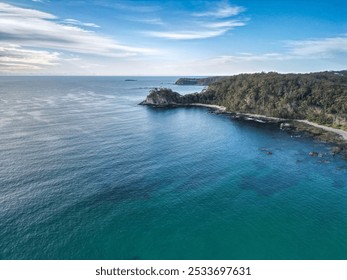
{"left": 170, "top": 102, "right": 347, "bottom": 143}
{"left": 296, "top": 120, "right": 347, "bottom": 141}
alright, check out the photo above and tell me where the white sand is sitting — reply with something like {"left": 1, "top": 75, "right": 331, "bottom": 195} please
{"left": 189, "top": 103, "right": 227, "bottom": 111}
{"left": 297, "top": 120, "right": 347, "bottom": 140}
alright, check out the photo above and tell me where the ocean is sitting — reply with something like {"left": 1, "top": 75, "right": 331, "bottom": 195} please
{"left": 0, "top": 76, "right": 346, "bottom": 259}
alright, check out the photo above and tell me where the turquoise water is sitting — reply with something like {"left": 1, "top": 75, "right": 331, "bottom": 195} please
{"left": 0, "top": 76, "right": 346, "bottom": 260}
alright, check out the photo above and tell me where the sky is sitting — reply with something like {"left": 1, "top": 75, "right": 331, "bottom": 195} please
{"left": 0, "top": 0, "right": 346, "bottom": 75}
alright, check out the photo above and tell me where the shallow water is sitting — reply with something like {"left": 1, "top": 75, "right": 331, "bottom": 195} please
{"left": 0, "top": 76, "right": 346, "bottom": 259}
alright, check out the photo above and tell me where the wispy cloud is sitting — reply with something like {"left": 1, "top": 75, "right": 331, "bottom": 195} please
{"left": 0, "top": 2, "right": 55, "bottom": 19}
{"left": 287, "top": 35, "right": 347, "bottom": 56}
{"left": 193, "top": 2, "right": 245, "bottom": 18}
{"left": 0, "top": 44, "right": 60, "bottom": 72}
{"left": 0, "top": 2, "right": 158, "bottom": 72}
{"left": 204, "top": 20, "right": 247, "bottom": 29}
{"left": 206, "top": 35, "right": 347, "bottom": 64}
{"left": 0, "top": 3, "right": 156, "bottom": 58}
{"left": 130, "top": 17, "right": 164, "bottom": 26}
{"left": 145, "top": 1, "right": 247, "bottom": 40}
{"left": 208, "top": 53, "right": 293, "bottom": 64}
{"left": 63, "top": 19, "right": 100, "bottom": 28}
{"left": 146, "top": 29, "right": 228, "bottom": 40}
{"left": 92, "top": 1, "right": 161, "bottom": 13}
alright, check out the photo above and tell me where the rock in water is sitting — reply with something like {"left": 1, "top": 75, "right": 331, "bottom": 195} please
{"left": 331, "top": 146, "right": 342, "bottom": 155}
{"left": 280, "top": 122, "right": 294, "bottom": 130}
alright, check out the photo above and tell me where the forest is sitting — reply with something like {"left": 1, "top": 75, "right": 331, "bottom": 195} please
{"left": 182, "top": 71, "right": 347, "bottom": 129}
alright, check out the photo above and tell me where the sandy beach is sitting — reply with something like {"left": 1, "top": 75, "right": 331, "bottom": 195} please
{"left": 189, "top": 103, "right": 347, "bottom": 142}
{"left": 189, "top": 103, "right": 227, "bottom": 111}
{"left": 297, "top": 120, "right": 347, "bottom": 140}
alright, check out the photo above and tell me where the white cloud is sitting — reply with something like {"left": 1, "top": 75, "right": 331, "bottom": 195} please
{"left": 215, "top": 53, "right": 292, "bottom": 63}
{"left": 204, "top": 20, "right": 247, "bottom": 29}
{"left": 63, "top": 18, "right": 100, "bottom": 28}
{"left": 94, "top": 1, "right": 161, "bottom": 13}
{"left": 193, "top": 2, "right": 245, "bottom": 18}
{"left": 145, "top": 2, "right": 247, "bottom": 40}
{"left": 146, "top": 29, "right": 228, "bottom": 40}
{"left": 79, "top": 63, "right": 104, "bottom": 69}
{"left": 0, "top": 2, "right": 55, "bottom": 19}
{"left": 0, "top": 2, "right": 159, "bottom": 73}
{"left": 206, "top": 35, "right": 347, "bottom": 64}
{"left": 141, "top": 18, "right": 164, "bottom": 25}
{"left": 0, "top": 44, "right": 60, "bottom": 72}
{"left": 144, "top": 52, "right": 343, "bottom": 76}
{"left": 287, "top": 35, "right": 347, "bottom": 56}
{"left": 0, "top": 3, "right": 156, "bottom": 58}
{"left": 133, "top": 18, "right": 164, "bottom": 25}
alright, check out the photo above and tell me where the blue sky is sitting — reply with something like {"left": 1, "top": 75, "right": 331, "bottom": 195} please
{"left": 0, "top": 0, "right": 346, "bottom": 75}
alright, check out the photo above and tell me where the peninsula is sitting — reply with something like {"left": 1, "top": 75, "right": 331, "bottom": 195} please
{"left": 140, "top": 71, "right": 347, "bottom": 155}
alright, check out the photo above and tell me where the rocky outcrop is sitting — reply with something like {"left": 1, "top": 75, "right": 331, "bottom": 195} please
{"left": 331, "top": 146, "right": 342, "bottom": 155}
{"left": 309, "top": 151, "right": 319, "bottom": 157}
{"left": 139, "top": 87, "right": 217, "bottom": 106}
{"left": 280, "top": 122, "right": 295, "bottom": 130}
{"left": 139, "top": 88, "right": 182, "bottom": 106}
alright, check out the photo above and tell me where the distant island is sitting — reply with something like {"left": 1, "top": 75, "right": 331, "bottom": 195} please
{"left": 140, "top": 71, "right": 347, "bottom": 156}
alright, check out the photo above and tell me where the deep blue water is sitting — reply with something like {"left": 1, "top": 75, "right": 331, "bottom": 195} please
{"left": 0, "top": 76, "right": 346, "bottom": 259}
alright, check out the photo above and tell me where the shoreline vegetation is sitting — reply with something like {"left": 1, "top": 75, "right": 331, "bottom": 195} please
{"left": 140, "top": 71, "right": 347, "bottom": 157}
{"left": 176, "top": 71, "right": 347, "bottom": 130}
